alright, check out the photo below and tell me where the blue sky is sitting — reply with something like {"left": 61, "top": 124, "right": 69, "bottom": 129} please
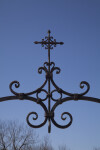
{"left": 0, "top": 0, "right": 100, "bottom": 150}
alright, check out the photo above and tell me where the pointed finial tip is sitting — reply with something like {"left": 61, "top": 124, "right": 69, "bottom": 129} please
{"left": 48, "top": 30, "right": 51, "bottom": 34}
{"left": 34, "top": 41, "right": 38, "bottom": 44}
{"left": 60, "top": 42, "right": 64, "bottom": 45}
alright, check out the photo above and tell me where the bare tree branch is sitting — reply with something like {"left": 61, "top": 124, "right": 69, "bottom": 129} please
{"left": 0, "top": 120, "right": 38, "bottom": 150}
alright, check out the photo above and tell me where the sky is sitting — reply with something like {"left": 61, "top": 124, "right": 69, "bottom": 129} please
{"left": 0, "top": 0, "right": 100, "bottom": 150}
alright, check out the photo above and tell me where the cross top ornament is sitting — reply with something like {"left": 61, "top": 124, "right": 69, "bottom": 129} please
{"left": 34, "top": 30, "right": 64, "bottom": 49}
{"left": 0, "top": 30, "right": 100, "bottom": 133}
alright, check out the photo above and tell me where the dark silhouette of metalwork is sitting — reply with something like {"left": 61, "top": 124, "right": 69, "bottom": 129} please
{"left": 0, "top": 30, "right": 100, "bottom": 133}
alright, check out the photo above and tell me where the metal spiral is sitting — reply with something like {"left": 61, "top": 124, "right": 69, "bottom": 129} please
{"left": 26, "top": 111, "right": 47, "bottom": 128}
{"left": 9, "top": 81, "right": 20, "bottom": 95}
{"left": 79, "top": 81, "right": 90, "bottom": 96}
{"left": 51, "top": 111, "right": 73, "bottom": 129}
{"left": 51, "top": 66, "right": 61, "bottom": 74}
{"left": 38, "top": 66, "right": 48, "bottom": 74}
{"left": 3, "top": 30, "right": 99, "bottom": 133}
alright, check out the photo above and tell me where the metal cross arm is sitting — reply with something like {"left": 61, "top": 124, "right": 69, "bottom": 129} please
{"left": 0, "top": 30, "right": 100, "bottom": 133}
{"left": 34, "top": 30, "right": 64, "bottom": 49}
{"left": 34, "top": 41, "right": 64, "bottom": 46}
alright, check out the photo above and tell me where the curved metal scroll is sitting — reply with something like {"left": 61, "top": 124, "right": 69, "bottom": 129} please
{"left": 0, "top": 30, "right": 100, "bottom": 133}
{"left": 1, "top": 61, "right": 99, "bottom": 133}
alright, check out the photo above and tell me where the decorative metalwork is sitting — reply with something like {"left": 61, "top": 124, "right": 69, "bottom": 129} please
{"left": 0, "top": 30, "right": 100, "bottom": 133}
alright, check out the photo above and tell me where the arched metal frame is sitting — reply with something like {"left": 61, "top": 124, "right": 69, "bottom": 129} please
{"left": 0, "top": 30, "right": 100, "bottom": 133}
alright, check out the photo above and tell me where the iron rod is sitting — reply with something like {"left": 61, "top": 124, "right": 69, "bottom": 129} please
{"left": 48, "top": 30, "right": 51, "bottom": 133}
{"left": 0, "top": 30, "right": 99, "bottom": 133}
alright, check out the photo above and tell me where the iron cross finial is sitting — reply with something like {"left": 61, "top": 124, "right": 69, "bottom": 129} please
{"left": 34, "top": 30, "right": 64, "bottom": 49}
{"left": 48, "top": 30, "right": 51, "bottom": 34}
{"left": 1, "top": 30, "right": 100, "bottom": 134}
{"left": 34, "top": 30, "right": 64, "bottom": 132}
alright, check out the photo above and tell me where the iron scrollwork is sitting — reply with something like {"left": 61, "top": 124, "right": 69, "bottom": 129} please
{"left": 0, "top": 30, "right": 100, "bottom": 133}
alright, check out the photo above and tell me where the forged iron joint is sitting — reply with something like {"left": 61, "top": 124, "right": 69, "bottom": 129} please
{"left": 18, "top": 93, "right": 25, "bottom": 100}
{"left": 46, "top": 72, "right": 53, "bottom": 80}
{"left": 58, "top": 88, "right": 62, "bottom": 93}
{"left": 37, "top": 98, "right": 41, "bottom": 104}
{"left": 47, "top": 93, "right": 51, "bottom": 98}
{"left": 74, "top": 94, "right": 79, "bottom": 101}
{"left": 45, "top": 112, "right": 54, "bottom": 119}
{"left": 58, "top": 99, "right": 63, "bottom": 104}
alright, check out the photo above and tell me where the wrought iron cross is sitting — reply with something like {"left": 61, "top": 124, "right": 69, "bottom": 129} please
{"left": 34, "top": 30, "right": 64, "bottom": 132}
{"left": 0, "top": 30, "right": 100, "bottom": 133}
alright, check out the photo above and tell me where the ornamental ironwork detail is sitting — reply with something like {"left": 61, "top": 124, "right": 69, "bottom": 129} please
{"left": 0, "top": 30, "right": 100, "bottom": 133}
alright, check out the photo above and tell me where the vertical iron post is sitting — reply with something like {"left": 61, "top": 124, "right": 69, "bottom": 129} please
{"left": 48, "top": 30, "right": 51, "bottom": 133}
{"left": 1, "top": 30, "right": 99, "bottom": 133}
